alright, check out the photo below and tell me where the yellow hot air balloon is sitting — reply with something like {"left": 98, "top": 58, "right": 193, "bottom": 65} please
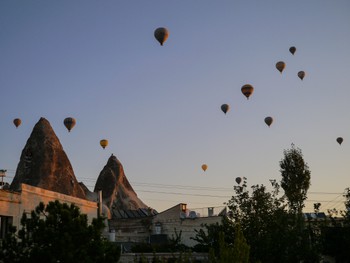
{"left": 276, "top": 61, "right": 286, "bottom": 73}
{"left": 298, "top": 71, "right": 305, "bottom": 80}
{"left": 336, "top": 137, "right": 343, "bottom": 145}
{"left": 289, "top": 46, "right": 296, "bottom": 55}
{"left": 201, "top": 164, "right": 207, "bottom": 172}
{"left": 221, "top": 104, "right": 230, "bottom": 114}
{"left": 241, "top": 84, "right": 254, "bottom": 100}
{"left": 264, "top": 116, "right": 273, "bottom": 127}
{"left": 13, "top": 118, "right": 21, "bottom": 128}
{"left": 63, "top": 117, "right": 76, "bottom": 132}
{"left": 100, "top": 139, "right": 108, "bottom": 149}
{"left": 154, "top": 27, "right": 169, "bottom": 46}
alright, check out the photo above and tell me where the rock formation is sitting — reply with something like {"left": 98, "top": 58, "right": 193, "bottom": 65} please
{"left": 10, "top": 117, "right": 86, "bottom": 199}
{"left": 94, "top": 154, "right": 148, "bottom": 211}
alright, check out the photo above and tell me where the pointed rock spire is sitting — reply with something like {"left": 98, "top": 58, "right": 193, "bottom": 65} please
{"left": 94, "top": 154, "right": 147, "bottom": 211}
{"left": 10, "top": 117, "right": 86, "bottom": 199}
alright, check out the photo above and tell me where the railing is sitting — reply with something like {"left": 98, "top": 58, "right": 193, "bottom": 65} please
{"left": 184, "top": 206, "right": 226, "bottom": 218}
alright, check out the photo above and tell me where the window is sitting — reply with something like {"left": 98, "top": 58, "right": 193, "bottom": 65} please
{"left": 155, "top": 222, "right": 162, "bottom": 235}
{"left": 0, "top": 216, "right": 13, "bottom": 239}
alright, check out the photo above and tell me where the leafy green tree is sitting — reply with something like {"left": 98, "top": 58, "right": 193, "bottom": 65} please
{"left": 191, "top": 216, "right": 235, "bottom": 255}
{"left": 0, "top": 200, "right": 120, "bottom": 263}
{"left": 321, "top": 188, "right": 350, "bottom": 262}
{"left": 208, "top": 232, "right": 235, "bottom": 263}
{"left": 280, "top": 144, "right": 311, "bottom": 214}
{"left": 227, "top": 180, "right": 292, "bottom": 262}
{"left": 232, "top": 224, "right": 250, "bottom": 263}
{"left": 193, "top": 146, "right": 320, "bottom": 262}
{"left": 279, "top": 145, "right": 320, "bottom": 262}
{"left": 343, "top": 187, "right": 350, "bottom": 222}
{"left": 226, "top": 176, "right": 320, "bottom": 262}
{"left": 207, "top": 228, "right": 249, "bottom": 263}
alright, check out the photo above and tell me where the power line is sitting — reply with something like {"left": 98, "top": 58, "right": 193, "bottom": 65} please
{"left": 3, "top": 173, "right": 348, "bottom": 208}
{"left": 3, "top": 175, "right": 347, "bottom": 198}
{"left": 320, "top": 194, "right": 345, "bottom": 211}
{"left": 131, "top": 182, "right": 233, "bottom": 192}
{"left": 4, "top": 170, "right": 348, "bottom": 196}
{"left": 137, "top": 190, "right": 230, "bottom": 199}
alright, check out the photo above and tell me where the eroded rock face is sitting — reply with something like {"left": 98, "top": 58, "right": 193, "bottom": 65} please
{"left": 94, "top": 155, "right": 147, "bottom": 211}
{"left": 10, "top": 117, "right": 86, "bottom": 199}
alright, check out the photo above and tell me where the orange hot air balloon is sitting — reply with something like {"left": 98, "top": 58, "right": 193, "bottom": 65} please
{"left": 276, "top": 61, "right": 286, "bottom": 73}
{"left": 336, "top": 137, "right": 343, "bottom": 145}
{"left": 289, "top": 46, "right": 296, "bottom": 55}
{"left": 100, "top": 139, "right": 108, "bottom": 149}
{"left": 201, "top": 164, "right": 208, "bottom": 172}
{"left": 241, "top": 84, "right": 254, "bottom": 99}
{"left": 298, "top": 71, "right": 305, "bottom": 80}
{"left": 221, "top": 104, "right": 230, "bottom": 114}
{"left": 154, "top": 27, "right": 169, "bottom": 46}
{"left": 63, "top": 117, "right": 76, "bottom": 132}
{"left": 264, "top": 116, "right": 273, "bottom": 127}
{"left": 13, "top": 118, "right": 22, "bottom": 128}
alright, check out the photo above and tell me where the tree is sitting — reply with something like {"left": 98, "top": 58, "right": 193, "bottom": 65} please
{"left": 279, "top": 145, "right": 322, "bottom": 262}
{"left": 280, "top": 144, "right": 311, "bottom": 214}
{"left": 343, "top": 187, "right": 350, "bottom": 222}
{"left": 0, "top": 200, "right": 120, "bottom": 263}
{"left": 231, "top": 224, "right": 250, "bottom": 263}
{"left": 191, "top": 216, "right": 235, "bottom": 255}
{"left": 205, "top": 225, "right": 249, "bottom": 263}
{"left": 321, "top": 188, "right": 350, "bottom": 262}
{"left": 193, "top": 147, "right": 318, "bottom": 262}
{"left": 226, "top": 180, "right": 294, "bottom": 263}
{"left": 226, "top": 177, "right": 320, "bottom": 263}
{"left": 208, "top": 232, "right": 235, "bottom": 263}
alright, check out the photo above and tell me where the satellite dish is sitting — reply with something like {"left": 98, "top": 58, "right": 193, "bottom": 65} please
{"left": 180, "top": 211, "right": 186, "bottom": 219}
{"left": 189, "top": 211, "right": 197, "bottom": 219}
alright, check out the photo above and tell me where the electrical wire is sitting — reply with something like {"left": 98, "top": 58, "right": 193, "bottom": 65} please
{"left": 2, "top": 172, "right": 347, "bottom": 211}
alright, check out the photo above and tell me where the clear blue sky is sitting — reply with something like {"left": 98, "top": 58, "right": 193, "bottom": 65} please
{"left": 1, "top": 1, "right": 349, "bottom": 212}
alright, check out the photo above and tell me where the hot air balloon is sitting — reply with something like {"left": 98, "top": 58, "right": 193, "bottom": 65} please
{"left": 100, "top": 139, "right": 108, "bottom": 149}
{"left": 201, "top": 164, "right": 208, "bottom": 172}
{"left": 276, "top": 61, "right": 286, "bottom": 73}
{"left": 289, "top": 46, "right": 296, "bottom": 55}
{"left": 264, "top": 116, "right": 273, "bottom": 127}
{"left": 13, "top": 118, "right": 21, "bottom": 128}
{"left": 63, "top": 117, "right": 76, "bottom": 132}
{"left": 154, "top": 27, "right": 169, "bottom": 46}
{"left": 337, "top": 137, "right": 343, "bottom": 145}
{"left": 298, "top": 71, "right": 305, "bottom": 80}
{"left": 241, "top": 84, "right": 254, "bottom": 99}
{"left": 221, "top": 104, "right": 230, "bottom": 114}
{"left": 235, "top": 177, "right": 242, "bottom": 184}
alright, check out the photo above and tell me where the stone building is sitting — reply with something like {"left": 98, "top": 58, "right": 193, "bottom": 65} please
{"left": 0, "top": 183, "right": 98, "bottom": 239}
{"left": 150, "top": 203, "right": 225, "bottom": 247}
{"left": 109, "top": 203, "right": 225, "bottom": 248}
